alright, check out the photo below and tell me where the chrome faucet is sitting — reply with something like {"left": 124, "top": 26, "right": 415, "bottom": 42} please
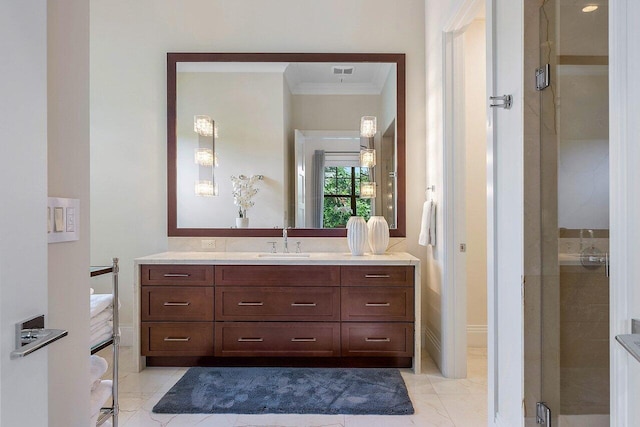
{"left": 283, "top": 228, "right": 289, "bottom": 253}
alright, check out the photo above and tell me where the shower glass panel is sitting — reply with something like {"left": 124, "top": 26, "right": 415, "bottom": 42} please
{"left": 539, "top": 1, "right": 609, "bottom": 426}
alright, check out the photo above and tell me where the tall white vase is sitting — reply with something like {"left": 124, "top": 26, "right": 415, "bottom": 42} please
{"left": 367, "top": 216, "right": 389, "bottom": 254}
{"left": 346, "top": 216, "right": 368, "bottom": 256}
{"left": 236, "top": 217, "right": 249, "bottom": 228}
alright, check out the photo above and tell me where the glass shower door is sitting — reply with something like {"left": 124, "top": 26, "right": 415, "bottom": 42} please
{"left": 535, "top": 1, "right": 610, "bottom": 426}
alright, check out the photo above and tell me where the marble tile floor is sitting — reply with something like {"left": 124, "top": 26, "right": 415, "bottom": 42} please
{"left": 97, "top": 347, "right": 488, "bottom": 427}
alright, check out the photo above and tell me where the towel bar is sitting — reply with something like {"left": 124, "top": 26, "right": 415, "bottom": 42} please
{"left": 10, "top": 315, "right": 68, "bottom": 359}
{"left": 615, "top": 319, "right": 640, "bottom": 363}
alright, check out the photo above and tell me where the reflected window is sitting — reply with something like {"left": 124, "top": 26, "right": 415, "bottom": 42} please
{"left": 322, "top": 166, "right": 372, "bottom": 228}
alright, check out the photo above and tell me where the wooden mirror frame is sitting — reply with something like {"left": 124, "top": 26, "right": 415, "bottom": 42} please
{"left": 167, "top": 52, "right": 406, "bottom": 238}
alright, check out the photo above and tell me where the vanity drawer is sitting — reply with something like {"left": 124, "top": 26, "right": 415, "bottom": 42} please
{"left": 215, "top": 265, "right": 340, "bottom": 287}
{"left": 341, "top": 266, "right": 414, "bottom": 287}
{"left": 216, "top": 287, "right": 340, "bottom": 321}
{"left": 140, "top": 264, "right": 214, "bottom": 286}
{"left": 141, "top": 322, "right": 214, "bottom": 356}
{"left": 215, "top": 322, "right": 340, "bottom": 357}
{"left": 341, "top": 323, "right": 414, "bottom": 357}
{"left": 141, "top": 286, "right": 214, "bottom": 321}
{"left": 341, "top": 287, "right": 414, "bottom": 322}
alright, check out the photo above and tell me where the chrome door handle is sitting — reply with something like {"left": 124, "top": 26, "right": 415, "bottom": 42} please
{"left": 237, "top": 337, "right": 263, "bottom": 342}
{"left": 365, "top": 337, "right": 391, "bottom": 342}
{"left": 291, "top": 338, "right": 317, "bottom": 342}
{"left": 163, "top": 302, "right": 190, "bottom": 306}
{"left": 163, "top": 273, "right": 190, "bottom": 278}
{"left": 291, "top": 303, "right": 317, "bottom": 307}
{"left": 237, "top": 302, "right": 264, "bottom": 306}
{"left": 364, "top": 274, "right": 390, "bottom": 278}
{"left": 365, "top": 302, "right": 391, "bottom": 307}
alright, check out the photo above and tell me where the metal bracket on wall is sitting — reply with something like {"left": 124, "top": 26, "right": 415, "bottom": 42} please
{"left": 536, "top": 64, "right": 550, "bottom": 91}
{"left": 536, "top": 402, "right": 551, "bottom": 426}
{"left": 489, "top": 95, "right": 513, "bottom": 109}
{"left": 615, "top": 319, "right": 640, "bottom": 363}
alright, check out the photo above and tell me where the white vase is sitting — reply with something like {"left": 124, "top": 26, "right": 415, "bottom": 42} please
{"left": 367, "top": 216, "right": 389, "bottom": 254}
{"left": 346, "top": 216, "right": 368, "bottom": 256}
{"left": 236, "top": 217, "right": 249, "bottom": 228}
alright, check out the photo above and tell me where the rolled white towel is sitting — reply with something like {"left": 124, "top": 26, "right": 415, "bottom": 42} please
{"left": 90, "top": 379, "right": 112, "bottom": 419}
{"left": 90, "top": 294, "right": 113, "bottom": 318}
{"left": 89, "top": 355, "right": 108, "bottom": 390}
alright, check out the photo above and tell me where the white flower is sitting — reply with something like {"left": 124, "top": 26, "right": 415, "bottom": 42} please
{"left": 230, "top": 174, "right": 263, "bottom": 216}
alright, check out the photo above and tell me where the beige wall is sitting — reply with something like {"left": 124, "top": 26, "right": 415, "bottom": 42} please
{"left": 292, "top": 94, "right": 381, "bottom": 131}
{"left": 90, "top": 0, "right": 425, "bottom": 334}
{"left": 463, "top": 19, "right": 488, "bottom": 348}
{"left": 47, "top": 1, "right": 91, "bottom": 425}
{"left": 176, "top": 72, "right": 287, "bottom": 228}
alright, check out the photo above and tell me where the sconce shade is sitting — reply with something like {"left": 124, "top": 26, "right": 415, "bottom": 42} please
{"left": 194, "top": 148, "right": 214, "bottom": 166}
{"left": 360, "top": 116, "right": 377, "bottom": 138}
{"left": 360, "top": 182, "right": 376, "bottom": 199}
{"left": 194, "top": 115, "right": 214, "bottom": 136}
{"left": 360, "top": 148, "right": 376, "bottom": 168}
{"left": 195, "top": 180, "right": 218, "bottom": 197}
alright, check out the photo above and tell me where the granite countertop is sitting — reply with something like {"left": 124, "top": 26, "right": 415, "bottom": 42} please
{"left": 135, "top": 251, "right": 419, "bottom": 266}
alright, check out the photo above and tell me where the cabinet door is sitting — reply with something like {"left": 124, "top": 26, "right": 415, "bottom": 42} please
{"left": 215, "top": 265, "right": 340, "bottom": 286}
{"left": 341, "top": 266, "right": 414, "bottom": 287}
{"left": 141, "top": 265, "right": 214, "bottom": 286}
{"left": 215, "top": 322, "right": 340, "bottom": 357}
{"left": 141, "top": 286, "right": 214, "bottom": 321}
{"left": 341, "top": 323, "right": 414, "bottom": 357}
{"left": 216, "top": 287, "right": 340, "bottom": 321}
{"left": 341, "top": 287, "right": 414, "bottom": 322}
{"left": 141, "top": 322, "right": 214, "bottom": 356}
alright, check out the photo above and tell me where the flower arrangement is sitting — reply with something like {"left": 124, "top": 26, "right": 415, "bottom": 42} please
{"left": 231, "top": 174, "right": 263, "bottom": 218}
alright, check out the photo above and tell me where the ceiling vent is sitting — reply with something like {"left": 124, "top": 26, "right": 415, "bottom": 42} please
{"left": 332, "top": 66, "right": 355, "bottom": 75}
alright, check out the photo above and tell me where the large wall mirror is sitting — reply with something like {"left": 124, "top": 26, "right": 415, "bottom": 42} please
{"left": 168, "top": 53, "right": 405, "bottom": 237}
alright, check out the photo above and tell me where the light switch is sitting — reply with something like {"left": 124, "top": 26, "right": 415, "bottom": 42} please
{"left": 54, "top": 207, "right": 64, "bottom": 232}
{"left": 66, "top": 207, "right": 75, "bottom": 232}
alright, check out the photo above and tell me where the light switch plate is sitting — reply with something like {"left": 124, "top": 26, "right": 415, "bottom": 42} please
{"left": 47, "top": 197, "right": 80, "bottom": 243}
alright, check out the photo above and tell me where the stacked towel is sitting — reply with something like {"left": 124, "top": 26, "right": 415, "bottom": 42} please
{"left": 89, "top": 379, "right": 112, "bottom": 427}
{"left": 90, "top": 294, "right": 115, "bottom": 347}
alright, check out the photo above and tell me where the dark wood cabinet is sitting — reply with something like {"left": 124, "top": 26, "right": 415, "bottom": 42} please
{"left": 140, "top": 263, "right": 414, "bottom": 366}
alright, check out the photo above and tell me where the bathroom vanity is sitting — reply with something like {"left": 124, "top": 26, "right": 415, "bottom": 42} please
{"left": 134, "top": 252, "right": 421, "bottom": 373}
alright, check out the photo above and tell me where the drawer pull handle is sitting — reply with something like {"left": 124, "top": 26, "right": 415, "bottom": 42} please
{"left": 164, "top": 337, "right": 190, "bottom": 342}
{"left": 365, "top": 337, "right": 391, "bottom": 342}
{"left": 291, "top": 302, "right": 317, "bottom": 307}
{"left": 237, "top": 337, "right": 264, "bottom": 342}
{"left": 163, "top": 302, "right": 190, "bottom": 306}
{"left": 237, "top": 302, "right": 264, "bottom": 306}
{"left": 364, "top": 274, "right": 391, "bottom": 278}
{"left": 365, "top": 302, "right": 391, "bottom": 307}
{"left": 163, "top": 273, "right": 191, "bottom": 278}
{"left": 291, "top": 338, "right": 317, "bottom": 342}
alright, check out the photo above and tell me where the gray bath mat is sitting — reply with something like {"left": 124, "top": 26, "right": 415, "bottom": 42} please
{"left": 152, "top": 366, "right": 414, "bottom": 415}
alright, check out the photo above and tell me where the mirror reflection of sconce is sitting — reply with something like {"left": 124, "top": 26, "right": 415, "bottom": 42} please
{"left": 194, "top": 115, "right": 219, "bottom": 197}
{"left": 359, "top": 116, "right": 377, "bottom": 198}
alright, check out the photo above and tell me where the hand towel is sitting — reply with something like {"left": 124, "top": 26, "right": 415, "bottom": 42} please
{"left": 418, "top": 200, "right": 437, "bottom": 247}
{"left": 419, "top": 200, "right": 432, "bottom": 246}
{"left": 91, "top": 320, "right": 113, "bottom": 336}
{"left": 90, "top": 294, "right": 113, "bottom": 318}
{"left": 90, "top": 380, "right": 112, "bottom": 425}
{"left": 90, "top": 325, "right": 114, "bottom": 349}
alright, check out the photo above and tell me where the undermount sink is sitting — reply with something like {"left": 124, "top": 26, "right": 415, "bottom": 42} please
{"left": 257, "top": 253, "right": 311, "bottom": 258}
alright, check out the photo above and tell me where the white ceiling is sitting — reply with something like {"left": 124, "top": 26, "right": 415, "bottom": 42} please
{"left": 177, "top": 62, "right": 394, "bottom": 96}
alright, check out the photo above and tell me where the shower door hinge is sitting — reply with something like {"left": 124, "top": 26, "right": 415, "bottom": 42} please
{"left": 536, "top": 402, "right": 551, "bottom": 427}
{"left": 536, "top": 64, "right": 550, "bottom": 91}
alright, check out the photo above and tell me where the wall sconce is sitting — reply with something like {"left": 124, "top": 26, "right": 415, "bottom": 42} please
{"left": 360, "top": 182, "right": 376, "bottom": 199}
{"left": 195, "top": 180, "right": 219, "bottom": 197}
{"left": 360, "top": 116, "right": 377, "bottom": 138}
{"left": 360, "top": 148, "right": 376, "bottom": 169}
{"left": 194, "top": 115, "right": 219, "bottom": 196}
{"left": 194, "top": 115, "right": 214, "bottom": 136}
{"left": 360, "top": 116, "right": 377, "bottom": 168}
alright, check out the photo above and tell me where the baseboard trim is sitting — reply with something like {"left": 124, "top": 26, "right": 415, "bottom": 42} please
{"left": 424, "top": 326, "right": 442, "bottom": 368}
{"left": 467, "top": 324, "right": 488, "bottom": 348}
{"left": 119, "top": 325, "right": 133, "bottom": 347}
